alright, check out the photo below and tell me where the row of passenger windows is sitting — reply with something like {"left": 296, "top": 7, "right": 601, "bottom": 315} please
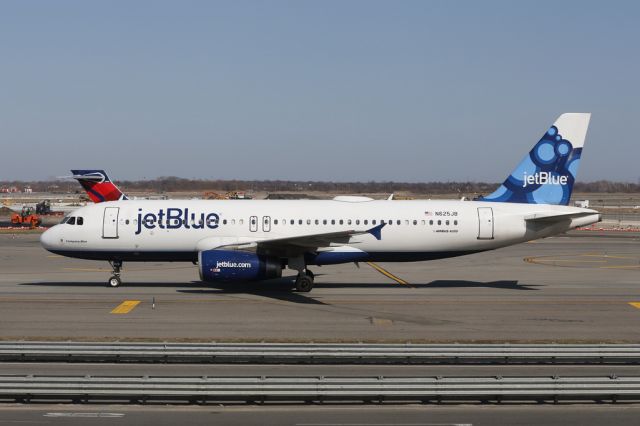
{"left": 65, "top": 216, "right": 457, "bottom": 227}
{"left": 253, "top": 218, "right": 459, "bottom": 226}
{"left": 61, "top": 216, "right": 84, "bottom": 225}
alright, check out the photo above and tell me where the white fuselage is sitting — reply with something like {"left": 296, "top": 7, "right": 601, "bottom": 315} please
{"left": 40, "top": 198, "right": 600, "bottom": 264}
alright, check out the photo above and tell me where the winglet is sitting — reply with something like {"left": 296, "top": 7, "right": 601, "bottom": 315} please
{"left": 367, "top": 223, "right": 386, "bottom": 240}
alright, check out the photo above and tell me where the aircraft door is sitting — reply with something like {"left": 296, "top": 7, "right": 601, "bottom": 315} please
{"left": 250, "top": 216, "right": 258, "bottom": 232}
{"left": 262, "top": 216, "right": 271, "bottom": 232}
{"left": 103, "top": 207, "right": 120, "bottom": 239}
{"left": 477, "top": 207, "right": 494, "bottom": 240}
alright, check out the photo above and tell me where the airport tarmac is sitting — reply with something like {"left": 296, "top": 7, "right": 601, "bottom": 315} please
{"left": 0, "top": 232, "right": 638, "bottom": 343}
{"left": 2, "top": 404, "right": 640, "bottom": 426}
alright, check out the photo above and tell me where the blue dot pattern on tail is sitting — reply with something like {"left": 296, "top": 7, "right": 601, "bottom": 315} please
{"left": 480, "top": 126, "right": 581, "bottom": 205}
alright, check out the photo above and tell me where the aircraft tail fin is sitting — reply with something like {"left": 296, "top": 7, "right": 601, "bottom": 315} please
{"left": 479, "top": 113, "right": 590, "bottom": 205}
{"left": 70, "top": 170, "right": 129, "bottom": 202}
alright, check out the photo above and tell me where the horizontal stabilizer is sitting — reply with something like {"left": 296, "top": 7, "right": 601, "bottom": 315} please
{"left": 524, "top": 211, "right": 600, "bottom": 223}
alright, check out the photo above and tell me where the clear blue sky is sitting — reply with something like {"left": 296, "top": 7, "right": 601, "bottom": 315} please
{"left": 1, "top": 1, "right": 639, "bottom": 182}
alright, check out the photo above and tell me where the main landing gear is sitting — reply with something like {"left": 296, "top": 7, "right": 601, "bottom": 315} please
{"left": 108, "top": 260, "right": 123, "bottom": 288}
{"left": 295, "top": 269, "right": 314, "bottom": 292}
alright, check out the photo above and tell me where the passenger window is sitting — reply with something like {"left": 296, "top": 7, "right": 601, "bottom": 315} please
{"left": 68, "top": 217, "right": 76, "bottom": 225}
{"left": 372, "top": 220, "right": 377, "bottom": 225}
{"left": 239, "top": 219, "right": 244, "bottom": 225}
{"left": 231, "top": 219, "right": 236, "bottom": 225}
{"left": 274, "top": 219, "right": 279, "bottom": 225}
{"left": 307, "top": 219, "right": 311, "bottom": 225}
{"left": 387, "top": 220, "right": 392, "bottom": 226}
{"left": 421, "top": 220, "right": 425, "bottom": 225}
{"left": 429, "top": 220, "right": 433, "bottom": 225}
{"left": 347, "top": 219, "right": 352, "bottom": 225}
{"left": 331, "top": 219, "right": 335, "bottom": 225}
{"left": 413, "top": 220, "right": 417, "bottom": 225}
{"left": 356, "top": 219, "right": 360, "bottom": 225}
{"left": 404, "top": 220, "right": 409, "bottom": 225}
{"left": 437, "top": 220, "right": 442, "bottom": 225}
{"left": 77, "top": 217, "right": 84, "bottom": 225}
{"left": 454, "top": 220, "right": 458, "bottom": 225}
{"left": 251, "top": 218, "right": 256, "bottom": 225}
{"left": 299, "top": 219, "right": 303, "bottom": 225}
{"left": 446, "top": 220, "right": 450, "bottom": 225}
{"left": 364, "top": 220, "right": 368, "bottom": 225}
{"left": 323, "top": 219, "right": 327, "bottom": 225}
{"left": 290, "top": 219, "right": 295, "bottom": 225}
{"left": 315, "top": 219, "right": 319, "bottom": 225}
{"left": 397, "top": 220, "right": 401, "bottom": 225}
{"left": 125, "top": 219, "right": 130, "bottom": 225}
{"left": 223, "top": 219, "right": 227, "bottom": 225}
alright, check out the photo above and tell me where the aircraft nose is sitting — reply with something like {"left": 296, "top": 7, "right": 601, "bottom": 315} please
{"left": 40, "top": 226, "right": 60, "bottom": 251}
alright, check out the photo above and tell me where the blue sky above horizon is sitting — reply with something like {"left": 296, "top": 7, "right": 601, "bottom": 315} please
{"left": 1, "top": 1, "right": 639, "bottom": 182}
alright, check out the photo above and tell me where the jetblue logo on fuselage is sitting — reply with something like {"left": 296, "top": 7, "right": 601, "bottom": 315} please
{"left": 522, "top": 172, "right": 568, "bottom": 188}
{"left": 135, "top": 208, "right": 219, "bottom": 235}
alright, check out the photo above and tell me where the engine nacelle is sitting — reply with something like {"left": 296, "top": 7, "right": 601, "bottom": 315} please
{"left": 198, "top": 249, "right": 282, "bottom": 282}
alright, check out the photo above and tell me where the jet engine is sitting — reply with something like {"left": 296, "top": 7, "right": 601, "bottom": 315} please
{"left": 198, "top": 249, "right": 282, "bottom": 282}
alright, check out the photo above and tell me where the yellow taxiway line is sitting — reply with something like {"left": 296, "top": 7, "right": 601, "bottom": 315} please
{"left": 366, "top": 262, "right": 411, "bottom": 286}
{"left": 110, "top": 300, "right": 141, "bottom": 314}
{"left": 629, "top": 302, "right": 640, "bottom": 309}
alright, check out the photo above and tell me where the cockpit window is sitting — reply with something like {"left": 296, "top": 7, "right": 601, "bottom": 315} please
{"left": 67, "top": 217, "right": 76, "bottom": 225}
{"left": 60, "top": 217, "right": 69, "bottom": 224}
{"left": 77, "top": 217, "right": 84, "bottom": 225}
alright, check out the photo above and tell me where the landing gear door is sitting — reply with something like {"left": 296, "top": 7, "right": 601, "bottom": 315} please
{"left": 477, "top": 207, "right": 494, "bottom": 240}
{"left": 103, "top": 207, "right": 120, "bottom": 239}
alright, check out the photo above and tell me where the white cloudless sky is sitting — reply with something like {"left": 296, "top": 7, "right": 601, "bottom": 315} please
{"left": 1, "top": 0, "right": 639, "bottom": 182}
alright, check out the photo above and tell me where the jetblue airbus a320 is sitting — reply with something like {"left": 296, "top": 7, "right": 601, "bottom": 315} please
{"left": 41, "top": 113, "right": 600, "bottom": 292}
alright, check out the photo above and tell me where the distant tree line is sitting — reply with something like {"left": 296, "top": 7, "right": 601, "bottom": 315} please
{"left": 1, "top": 177, "right": 639, "bottom": 195}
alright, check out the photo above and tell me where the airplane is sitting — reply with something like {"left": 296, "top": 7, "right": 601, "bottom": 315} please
{"left": 0, "top": 170, "right": 124, "bottom": 216}
{"left": 41, "top": 113, "right": 600, "bottom": 292}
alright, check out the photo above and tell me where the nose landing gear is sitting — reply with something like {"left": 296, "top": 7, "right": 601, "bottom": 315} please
{"left": 108, "top": 260, "right": 123, "bottom": 288}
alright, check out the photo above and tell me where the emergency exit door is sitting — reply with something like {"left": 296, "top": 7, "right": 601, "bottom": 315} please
{"left": 262, "top": 216, "right": 271, "bottom": 232}
{"left": 477, "top": 207, "right": 494, "bottom": 240}
{"left": 249, "top": 216, "right": 258, "bottom": 232}
{"left": 102, "top": 207, "right": 119, "bottom": 238}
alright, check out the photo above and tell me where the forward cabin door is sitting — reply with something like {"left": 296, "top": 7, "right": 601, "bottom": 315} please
{"left": 477, "top": 207, "right": 494, "bottom": 240}
{"left": 102, "top": 207, "right": 119, "bottom": 239}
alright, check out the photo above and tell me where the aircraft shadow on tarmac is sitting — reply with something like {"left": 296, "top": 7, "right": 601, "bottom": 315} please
{"left": 18, "top": 279, "right": 536, "bottom": 306}
{"left": 20, "top": 279, "right": 538, "bottom": 292}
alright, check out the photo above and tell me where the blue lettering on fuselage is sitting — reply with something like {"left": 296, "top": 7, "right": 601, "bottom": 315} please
{"left": 135, "top": 208, "right": 219, "bottom": 235}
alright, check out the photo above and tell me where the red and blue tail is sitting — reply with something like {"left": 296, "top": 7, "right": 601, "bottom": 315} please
{"left": 71, "top": 170, "right": 128, "bottom": 203}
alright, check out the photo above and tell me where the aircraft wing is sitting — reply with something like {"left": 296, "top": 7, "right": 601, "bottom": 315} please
{"left": 204, "top": 224, "right": 386, "bottom": 256}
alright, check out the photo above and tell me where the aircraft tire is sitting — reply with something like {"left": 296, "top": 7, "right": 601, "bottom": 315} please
{"left": 295, "top": 274, "right": 314, "bottom": 292}
{"left": 108, "top": 276, "right": 122, "bottom": 288}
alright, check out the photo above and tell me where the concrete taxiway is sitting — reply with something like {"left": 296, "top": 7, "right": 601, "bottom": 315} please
{"left": 2, "top": 404, "right": 640, "bottom": 425}
{"left": 0, "top": 232, "right": 638, "bottom": 342}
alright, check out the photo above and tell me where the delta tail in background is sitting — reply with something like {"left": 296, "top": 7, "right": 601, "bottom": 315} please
{"left": 71, "top": 170, "right": 128, "bottom": 203}
{"left": 42, "top": 113, "right": 600, "bottom": 292}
